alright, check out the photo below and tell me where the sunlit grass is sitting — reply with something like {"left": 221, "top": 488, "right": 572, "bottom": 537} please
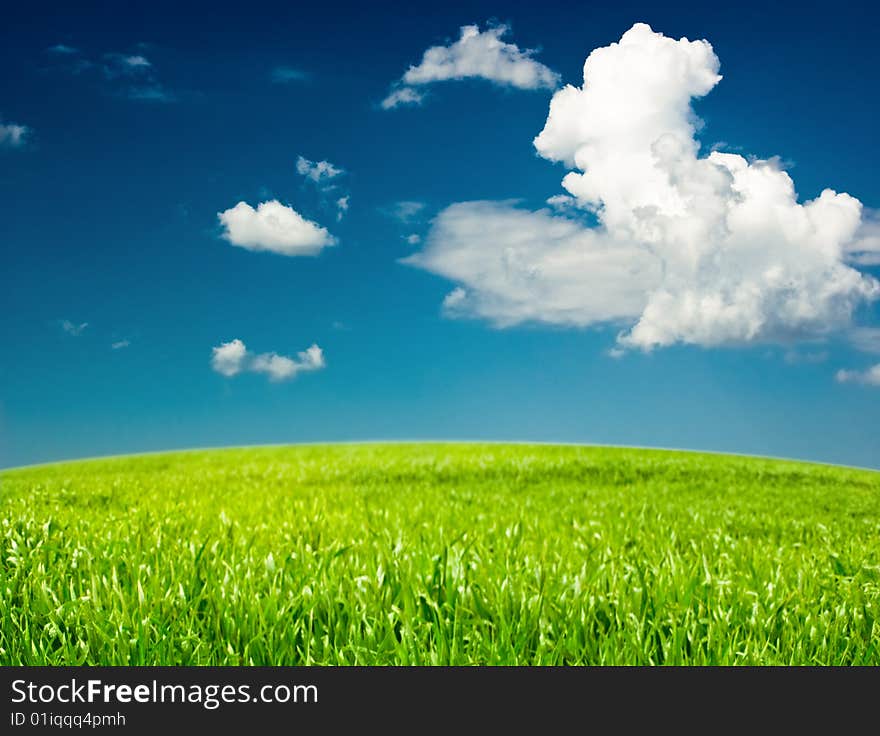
{"left": 1, "top": 443, "right": 878, "bottom": 665}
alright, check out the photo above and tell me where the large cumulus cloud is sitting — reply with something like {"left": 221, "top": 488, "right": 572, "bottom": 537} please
{"left": 407, "top": 23, "right": 879, "bottom": 351}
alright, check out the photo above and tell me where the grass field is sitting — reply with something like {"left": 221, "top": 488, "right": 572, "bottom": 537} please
{"left": 1, "top": 443, "right": 879, "bottom": 665}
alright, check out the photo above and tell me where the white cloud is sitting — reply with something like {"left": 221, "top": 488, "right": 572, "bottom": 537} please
{"left": 211, "top": 339, "right": 248, "bottom": 377}
{"left": 849, "top": 327, "right": 880, "bottom": 355}
{"left": 0, "top": 120, "right": 30, "bottom": 149}
{"left": 250, "top": 353, "right": 300, "bottom": 380}
{"left": 122, "top": 55, "right": 150, "bottom": 68}
{"left": 404, "top": 24, "right": 559, "bottom": 88}
{"left": 442, "top": 287, "right": 468, "bottom": 313}
{"left": 383, "top": 23, "right": 559, "bottom": 109}
{"left": 845, "top": 210, "right": 880, "bottom": 266}
{"left": 60, "top": 320, "right": 88, "bottom": 336}
{"left": 218, "top": 200, "right": 336, "bottom": 256}
{"left": 251, "top": 344, "right": 324, "bottom": 381}
{"left": 103, "top": 53, "right": 153, "bottom": 77}
{"left": 211, "top": 339, "right": 325, "bottom": 382}
{"left": 407, "top": 23, "right": 880, "bottom": 351}
{"left": 405, "top": 201, "right": 659, "bottom": 326}
{"left": 836, "top": 364, "right": 880, "bottom": 386}
{"left": 111, "top": 339, "right": 130, "bottom": 350}
{"left": 381, "top": 87, "right": 425, "bottom": 109}
{"left": 48, "top": 44, "right": 78, "bottom": 55}
{"left": 296, "top": 156, "right": 344, "bottom": 183}
{"left": 405, "top": 233, "right": 421, "bottom": 245}
{"left": 545, "top": 194, "right": 576, "bottom": 210}
{"left": 295, "top": 158, "right": 349, "bottom": 216}
{"left": 385, "top": 200, "right": 426, "bottom": 222}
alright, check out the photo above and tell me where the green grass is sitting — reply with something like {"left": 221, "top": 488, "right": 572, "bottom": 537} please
{"left": 1, "top": 443, "right": 879, "bottom": 665}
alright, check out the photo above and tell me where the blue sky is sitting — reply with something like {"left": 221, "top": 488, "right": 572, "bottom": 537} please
{"left": 2, "top": 0, "right": 879, "bottom": 469}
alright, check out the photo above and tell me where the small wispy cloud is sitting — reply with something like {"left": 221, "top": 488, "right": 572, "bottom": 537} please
{"left": 272, "top": 66, "right": 308, "bottom": 83}
{"left": 849, "top": 327, "right": 880, "bottom": 355}
{"left": 44, "top": 44, "right": 93, "bottom": 74}
{"left": 103, "top": 53, "right": 152, "bottom": 76}
{"left": 844, "top": 209, "right": 880, "bottom": 266}
{"left": 783, "top": 349, "right": 829, "bottom": 365}
{"left": 295, "top": 157, "right": 351, "bottom": 219}
{"left": 47, "top": 43, "right": 78, "bottom": 55}
{"left": 125, "top": 85, "right": 174, "bottom": 102}
{"left": 111, "top": 339, "right": 130, "bottom": 350}
{"left": 836, "top": 364, "right": 880, "bottom": 386}
{"left": 546, "top": 194, "right": 576, "bottom": 211}
{"left": 442, "top": 287, "right": 468, "bottom": 314}
{"left": 382, "top": 23, "right": 559, "bottom": 109}
{"left": 211, "top": 339, "right": 325, "bottom": 382}
{"left": 0, "top": 120, "right": 30, "bottom": 149}
{"left": 296, "top": 156, "right": 344, "bottom": 185}
{"left": 384, "top": 200, "right": 426, "bottom": 223}
{"left": 384, "top": 203, "right": 426, "bottom": 245}
{"left": 381, "top": 87, "right": 424, "bottom": 110}
{"left": 44, "top": 44, "right": 174, "bottom": 102}
{"left": 103, "top": 52, "right": 172, "bottom": 101}
{"left": 60, "top": 320, "right": 88, "bottom": 336}
{"left": 124, "top": 55, "right": 150, "bottom": 68}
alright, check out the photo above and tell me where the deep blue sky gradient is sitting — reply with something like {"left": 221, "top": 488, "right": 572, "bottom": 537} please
{"left": 2, "top": 0, "right": 878, "bottom": 468}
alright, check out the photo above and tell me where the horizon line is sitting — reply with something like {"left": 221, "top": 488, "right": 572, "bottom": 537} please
{"left": 2, "top": 439, "right": 877, "bottom": 475}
